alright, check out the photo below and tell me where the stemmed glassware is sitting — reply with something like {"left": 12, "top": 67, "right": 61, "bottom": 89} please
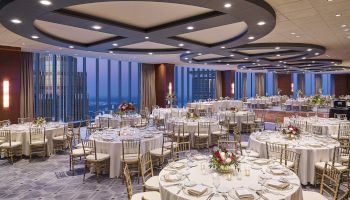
{"left": 212, "top": 173, "right": 221, "bottom": 197}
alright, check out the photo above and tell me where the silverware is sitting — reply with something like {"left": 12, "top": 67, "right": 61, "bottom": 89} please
{"left": 222, "top": 193, "right": 228, "bottom": 200}
{"left": 206, "top": 193, "right": 214, "bottom": 200}
{"left": 164, "top": 183, "right": 180, "bottom": 188}
{"left": 256, "top": 191, "right": 268, "bottom": 200}
{"left": 263, "top": 188, "right": 283, "bottom": 196}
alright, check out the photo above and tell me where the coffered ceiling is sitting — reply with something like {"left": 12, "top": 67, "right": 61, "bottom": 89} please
{"left": 0, "top": 0, "right": 349, "bottom": 73}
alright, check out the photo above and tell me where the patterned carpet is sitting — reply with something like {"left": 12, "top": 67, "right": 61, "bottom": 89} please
{"left": 0, "top": 124, "right": 326, "bottom": 200}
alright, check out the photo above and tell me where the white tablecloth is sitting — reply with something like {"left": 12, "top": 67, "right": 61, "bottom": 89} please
{"left": 285, "top": 98, "right": 308, "bottom": 106}
{"left": 284, "top": 116, "right": 350, "bottom": 136}
{"left": 218, "top": 111, "right": 255, "bottom": 131}
{"left": 1, "top": 123, "right": 65, "bottom": 156}
{"left": 187, "top": 100, "right": 243, "bottom": 112}
{"left": 249, "top": 131, "right": 340, "bottom": 185}
{"left": 95, "top": 114, "right": 141, "bottom": 128}
{"left": 159, "top": 157, "right": 302, "bottom": 200}
{"left": 152, "top": 108, "right": 187, "bottom": 119}
{"left": 90, "top": 127, "right": 163, "bottom": 178}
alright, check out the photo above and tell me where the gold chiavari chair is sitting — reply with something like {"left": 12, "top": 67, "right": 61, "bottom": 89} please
{"left": 254, "top": 111, "right": 265, "bottom": 131}
{"left": 29, "top": 127, "right": 47, "bottom": 161}
{"left": 154, "top": 116, "right": 166, "bottom": 131}
{"left": 194, "top": 122, "right": 210, "bottom": 149}
{"left": 173, "top": 122, "right": 190, "bottom": 143}
{"left": 82, "top": 139, "right": 110, "bottom": 183}
{"left": 0, "top": 130, "right": 22, "bottom": 163}
{"left": 282, "top": 149, "right": 301, "bottom": 175}
{"left": 217, "top": 140, "right": 242, "bottom": 155}
{"left": 233, "top": 127, "right": 260, "bottom": 158}
{"left": 124, "top": 164, "right": 161, "bottom": 200}
{"left": 266, "top": 142, "right": 287, "bottom": 163}
{"left": 173, "top": 142, "right": 190, "bottom": 161}
{"left": 241, "top": 113, "right": 255, "bottom": 134}
{"left": 18, "top": 117, "right": 31, "bottom": 124}
{"left": 225, "top": 113, "right": 238, "bottom": 131}
{"left": 98, "top": 116, "right": 110, "bottom": 129}
{"left": 85, "top": 117, "right": 98, "bottom": 138}
{"left": 121, "top": 118, "right": 131, "bottom": 128}
{"left": 141, "top": 152, "right": 160, "bottom": 192}
{"left": 150, "top": 135, "right": 172, "bottom": 168}
{"left": 67, "top": 135, "right": 91, "bottom": 175}
{"left": 312, "top": 125, "right": 323, "bottom": 135}
{"left": 121, "top": 139, "right": 142, "bottom": 183}
{"left": 333, "top": 123, "right": 350, "bottom": 145}
{"left": 211, "top": 124, "right": 229, "bottom": 143}
{"left": 52, "top": 124, "right": 69, "bottom": 153}
{"left": 303, "top": 163, "right": 341, "bottom": 200}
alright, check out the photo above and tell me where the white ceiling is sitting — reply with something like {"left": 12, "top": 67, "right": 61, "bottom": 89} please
{"left": 0, "top": 0, "right": 350, "bottom": 70}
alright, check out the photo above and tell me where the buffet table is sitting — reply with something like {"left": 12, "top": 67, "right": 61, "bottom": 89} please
{"left": 159, "top": 156, "right": 302, "bottom": 200}
{"left": 249, "top": 131, "right": 340, "bottom": 184}
{"left": 90, "top": 127, "right": 163, "bottom": 178}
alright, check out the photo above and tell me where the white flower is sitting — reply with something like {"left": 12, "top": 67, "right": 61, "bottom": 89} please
{"left": 289, "top": 127, "right": 293, "bottom": 131}
{"left": 226, "top": 158, "right": 232, "bottom": 163}
{"left": 220, "top": 152, "right": 226, "bottom": 160}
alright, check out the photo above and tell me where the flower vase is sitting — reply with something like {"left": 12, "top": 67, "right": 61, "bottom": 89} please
{"left": 217, "top": 165, "right": 232, "bottom": 173}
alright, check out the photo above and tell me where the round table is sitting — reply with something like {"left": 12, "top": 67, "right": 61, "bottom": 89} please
{"left": 0, "top": 123, "right": 65, "bottom": 156}
{"left": 218, "top": 111, "right": 255, "bottom": 131}
{"left": 90, "top": 127, "right": 163, "bottom": 178}
{"left": 152, "top": 108, "right": 187, "bottom": 119}
{"left": 249, "top": 130, "right": 340, "bottom": 185}
{"left": 284, "top": 116, "right": 350, "bottom": 136}
{"left": 95, "top": 114, "right": 141, "bottom": 128}
{"left": 159, "top": 156, "right": 302, "bottom": 200}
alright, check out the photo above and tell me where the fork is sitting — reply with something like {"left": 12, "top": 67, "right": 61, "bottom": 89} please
{"left": 263, "top": 188, "right": 283, "bottom": 196}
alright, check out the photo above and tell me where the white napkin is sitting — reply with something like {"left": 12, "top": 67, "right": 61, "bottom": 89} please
{"left": 235, "top": 188, "right": 254, "bottom": 198}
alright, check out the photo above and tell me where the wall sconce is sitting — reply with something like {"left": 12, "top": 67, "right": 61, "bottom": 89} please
{"left": 168, "top": 82, "right": 172, "bottom": 95}
{"left": 291, "top": 83, "right": 294, "bottom": 93}
{"left": 231, "top": 83, "right": 235, "bottom": 95}
{"left": 3, "top": 80, "right": 9, "bottom": 108}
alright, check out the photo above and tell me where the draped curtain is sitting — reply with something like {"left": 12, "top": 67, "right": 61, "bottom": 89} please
{"left": 140, "top": 64, "right": 156, "bottom": 110}
{"left": 255, "top": 73, "right": 265, "bottom": 96}
{"left": 242, "top": 73, "right": 247, "bottom": 100}
{"left": 298, "top": 74, "right": 305, "bottom": 94}
{"left": 315, "top": 74, "right": 322, "bottom": 94}
{"left": 20, "top": 52, "right": 34, "bottom": 118}
{"left": 216, "top": 71, "right": 223, "bottom": 98}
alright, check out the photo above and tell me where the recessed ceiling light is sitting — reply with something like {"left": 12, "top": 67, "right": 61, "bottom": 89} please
{"left": 307, "top": 48, "right": 312, "bottom": 51}
{"left": 341, "top": 24, "right": 347, "bottom": 28}
{"left": 230, "top": 54, "right": 234, "bottom": 57}
{"left": 327, "top": 0, "right": 333, "bottom": 2}
{"left": 187, "top": 26, "right": 194, "bottom": 30}
{"left": 39, "top": 0, "right": 52, "bottom": 6}
{"left": 302, "top": 57, "right": 306, "bottom": 59}
{"left": 257, "top": 21, "right": 266, "bottom": 26}
{"left": 290, "top": 32, "right": 296, "bottom": 35}
{"left": 312, "top": 61, "right": 316, "bottom": 63}
{"left": 184, "top": 57, "right": 188, "bottom": 60}
{"left": 248, "top": 36, "right": 255, "bottom": 40}
{"left": 91, "top": 25, "right": 101, "bottom": 30}
{"left": 224, "top": 3, "right": 232, "bottom": 8}
{"left": 314, "top": 53, "right": 320, "bottom": 56}
{"left": 221, "top": 46, "right": 226, "bottom": 49}
{"left": 226, "top": 64, "right": 230, "bottom": 66}
{"left": 10, "top": 19, "right": 22, "bottom": 24}
{"left": 336, "top": 13, "right": 342, "bottom": 17}
{"left": 148, "top": 52, "right": 153, "bottom": 55}
{"left": 347, "top": 36, "right": 350, "bottom": 38}
{"left": 186, "top": 51, "right": 191, "bottom": 54}
{"left": 197, "top": 53, "right": 202, "bottom": 56}
{"left": 145, "top": 36, "right": 149, "bottom": 39}
{"left": 276, "top": 54, "right": 280, "bottom": 57}
{"left": 31, "top": 35, "right": 39, "bottom": 39}
{"left": 109, "top": 51, "right": 113, "bottom": 54}
{"left": 69, "top": 45, "right": 74, "bottom": 49}
{"left": 295, "top": 35, "right": 301, "bottom": 38}
{"left": 112, "top": 43, "right": 118, "bottom": 46}
{"left": 344, "top": 29, "right": 349, "bottom": 32}
{"left": 244, "top": 57, "right": 248, "bottom": 60}
{"left": 275, "top": 47, "right": 280, "bottom": 50}
{"left": 178, "top": 43, "right": 184, "bottom": 47}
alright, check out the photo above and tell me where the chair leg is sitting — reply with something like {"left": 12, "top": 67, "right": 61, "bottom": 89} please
{"left": 72, "top": 158, "right": 75, "bottom": 176}
{"left": 83, "top": 163, "right": 87, "bottom": 181}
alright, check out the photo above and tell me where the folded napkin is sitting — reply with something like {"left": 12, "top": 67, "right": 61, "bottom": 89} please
{"left": 170, "top": 162, "right": 185, "bottom": 169}
{"left": 235, "top": 188, "right": 254, "bottom": 200}
{"left": 253, "top": 159, "right": 269, "bottom": 165}
{"left": 270, "top": 169, "right": 285, "bottom": 175}
{"left": 267, "top": 180, "right": 290, "bottom": 190}
{"left": 193, "top": 155, "right": 206, "bottom": 160}
{"left": 164, "top": 174, "right": 180, "bottom": 182}
{"left": 187, "top": 185, "right": 208, "bottom": 196}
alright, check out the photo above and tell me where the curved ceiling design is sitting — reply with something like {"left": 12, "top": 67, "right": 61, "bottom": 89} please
{"left": 0, "top": 0, "right": 346, "bottom": 73}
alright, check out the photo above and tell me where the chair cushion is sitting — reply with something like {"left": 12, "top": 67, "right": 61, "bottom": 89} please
{"left": 211, "top": 130, "right": 227, "bottom": 135}
{"left": 86, "top": 153, "right": 110, "bottom": 161}
{"left": 194, "top": 134, "right": 209, "bottom": 138}
{"left": 121, "top": 153, "right": 141, "bottom": 163}
{"left": 30, "top": 139, "right": 48, "bottom": 146}
{"left": 71, "top": 148, "right": 91, "bottom": 157}
{"left": 176, "top": 133, "right": 190, "bottom": 137}
{"left": 150, "top": 148, "right": 171, "bottom": 157}
{"left": 144, "top": 176, "right": 160, "bottom": 191}
{"left": 164, "top": 142, "right": 178, "bottom": 149}
{"left": 315, "top": 162, "right": 342, "bottom": 169}
{"left": 302, "top": 191, "right": 327, "bottom": 200}
{"left": 340, "top": 155, "right": 349, "bottom": 162}
{"left": 76, "top": 143, "right": 83, "bottom": 148}
{"left": 241, "top": 141, "right": 249, "bottom": 148}
{"left": 53, "top": 135, "right": 67, "bottom": 140}
{"left": 0, "top": 141, "right": 21, "bottom": 148}
{"left": 281, "top": 159, "right": 295, "bottom": 168}
{"left": 131, "top": 191, "right": 161, "bottom": 200}
{"left": 242, "top": 150, "right": 260, "bottom": 158}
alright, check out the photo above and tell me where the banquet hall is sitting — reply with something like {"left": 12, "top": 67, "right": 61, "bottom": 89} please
{"left": 0, "top": 0, "right": 350, "bottom": 199}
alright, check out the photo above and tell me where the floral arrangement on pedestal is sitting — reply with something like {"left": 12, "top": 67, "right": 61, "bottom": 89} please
{"left": 35, "top": 117, "right": 46, "bottom": 127}
{"left": 209, "top": 146, "right": 239, "bottom": 173}
{"left": 297, "top": 90, "right": 303, "bottom": 98}
{"left": 186, "top": 112, "right": 199, "bottom": 120}
{"left": 117, "top": 102, "right": 135, "bottom": 115}
{"left": 165, "top": 93, "right": 176, "bottom": 107}
{"left": 282, "top": 125, "right": 300, "bottom": 140}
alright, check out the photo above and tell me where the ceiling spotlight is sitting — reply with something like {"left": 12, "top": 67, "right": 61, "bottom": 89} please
{"left": 178, "top": 43, "right": 184, "bottom": 47}
{"left": 312, "top": 61, "right": 316, "bottom": 63}
{"left": 148, "top": 52, "right": 153, "bottom": 55}
{"left": 91, "top": 25, "right": 102, "bottom": 30}
{"left": 336, "top": 13, "right": 342, "bottom": 17}
{"left": 331, "top": 61, "right": 335, "bottom": 64}
{"left": 145, "top": 36, "right": 149, "bottom": 39}
{"left": 69, "top": 45, "right": 74, "bottom": 49}
{"left": 290, "top": 32, "right": 296, "bottom": 35}
{"left": 31, "top": 35, "right": 39, "bottom": 39}
{"left": 295, "top": 35, "right": 301, "bottom": 38}
{"left": 307, "top": 48, "right": 312, "bottom": 51}
{"left": 341, "top": 24, "right": 347, "bottom": 28}
{"left": 327, "top": 0, "right": 333, "bottom": 2}
{"left": 39, "top": 0, "right": 52, "bottom": 6}
{"left": 257, "top": 21, "right": 266, "bottom": 26}
{"left": 244, "top": 57, "right": 248, "bottom": 60}
{"left": 112, "top": 43, "right": 118, "bottom": 46}
{"left": 184, "top": 57, "right": 188, "bottom": 60}
{"left": 302, "top": 57, "right": 306, "bottom": 60}
{"left": 10, "top": 19, "right": 22, "bottom": 24}
{"left": 109, "top": 51, "right": 113, "bottom": 54}
{"left": 186, "top": 51, "right": 191, "bottom": 53}
{"left": 344, "top": 29, "right": 349, "bottom": 32}
{"left": 224, "top": 3, "right": 232, "bottom": 8}
{"left": 275, "top": 47, "right": 280, "bottom": 50}
{"left": 221, "top": 46, "right": 226, "bottom": 49}
{"left": 197, "top": 53, "right": 202, "bottom": 56}
{"left": 276, "top": 54, "right": 281, "bottom": 57}
{"left": 314, "top": 53, "right": 320, "bottom": 56}
{"left": 230, "top": 54, "right": 234, "bottom": 57}
{"left": 226, "top": 64, "right": 230, "bottom": 66}
{"left": 187, "top": 26, "right": 194, "bottom": 30}
{"left": 248, "top": 36, "right": 255, "bottom": 40}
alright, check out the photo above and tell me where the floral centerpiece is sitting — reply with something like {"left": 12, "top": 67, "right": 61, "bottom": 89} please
{"left": 186, "top": 112, "right": 199, "bottom": 120}
{"left": 224, "top": 96, "right": 230, "bottom": 100}
{"left": 209, "top": 146, "right": 239, "bottom": 173}
{"left": 35, "top": 117, "right": 46, "bottom": 127}
{"left": 282, "top": 125, "right": 300, "bottom": 140}
{"left": 307, "top": 95, "right": 328, "bottom": 106}
{"left": 117, "top": 102, "right": 135, "bottom": 115}
{"left": 297, "top": 89, "right": 303, "bottom": 98}
{"left": 229, "top": 107, "right": 238, "bottom": 113}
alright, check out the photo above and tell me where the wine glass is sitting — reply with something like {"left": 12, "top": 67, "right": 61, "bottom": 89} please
{"left": 212, "top": 173, "right": 220, "bottom": 196}
{"left": 245, "top": 149, "right": 251, "bottom": 158}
